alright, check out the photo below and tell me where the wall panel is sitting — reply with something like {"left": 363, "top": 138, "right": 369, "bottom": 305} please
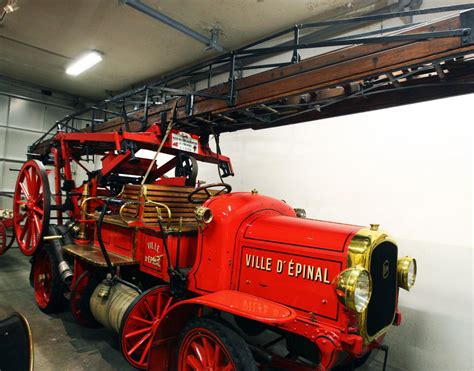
{"left": 0, "top": 92, "right": 75, "bottom": 203}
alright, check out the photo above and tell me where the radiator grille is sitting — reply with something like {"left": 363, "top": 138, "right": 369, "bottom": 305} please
{"left": 366, "top": 241, "right": 398, "bottom": 337}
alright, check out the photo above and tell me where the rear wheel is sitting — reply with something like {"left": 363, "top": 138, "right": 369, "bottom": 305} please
{"left": 32, "top": 247, "right": 67, "bottom": 313}
{"left": 0, "top": 222, "right": 8, "bottom": 256}
{"left": 177, "top": 317, "right": 256, "bottom": 371}
{"left": 70, "top": 271, "right": 101, "bottom": 328}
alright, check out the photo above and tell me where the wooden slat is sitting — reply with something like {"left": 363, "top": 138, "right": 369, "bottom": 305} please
{"left": 122, "top": 211, "right": 196, "bottom": 219}
{"left": 63, "top": 244, "right": 138, "bottom": 267}
{"left": 124, "top": 184, "right": 195, "bottom": 193}
{"left": 141, "top": 212, "right": 195, "bottom": 218}
{"left": 68, "top": 15, "right": 469, "bottom": 132}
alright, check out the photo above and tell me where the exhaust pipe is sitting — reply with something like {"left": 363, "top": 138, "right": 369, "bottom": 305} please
{"left": 47, "top": 225, "right": 73, "bottom": 286}
{"left": 57, "top": 260, "right": 73, "bottom": 286}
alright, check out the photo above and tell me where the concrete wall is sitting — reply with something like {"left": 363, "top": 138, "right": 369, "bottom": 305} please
{"left": 195, "top": 93, "right": 473, "bottom": 371}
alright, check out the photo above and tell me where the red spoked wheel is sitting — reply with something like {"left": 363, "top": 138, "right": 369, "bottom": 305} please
{"left": 120, "top": 286, "right": 174, "bottom": 369}
{"left": 177, "top": 318, "right": 257, "bottom": 371}
{"left": 32, "top": 247, "right": 66, "bottom": 313}
{"left": 33, "top": 248, "right": 53, "bottom": 310}
{"left": 70, "top": 271, "right": 101, "bottom": 328}
{"left": 0, "top": 220, "right": 15, "bottom": 256}
{"left": 0, "top": 222, "right": 7, "bottom": 256}
{"left": 13, "top": 160, "right": 50, "bottom": 256}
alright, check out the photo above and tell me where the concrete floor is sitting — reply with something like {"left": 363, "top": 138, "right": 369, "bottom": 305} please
{"left": 0, "top": 247, "right": 134, "bottom": 371}
{"left": 0, "top": 247, "right": 394, "bottom": 371}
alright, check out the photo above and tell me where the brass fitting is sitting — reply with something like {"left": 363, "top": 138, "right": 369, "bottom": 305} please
{"left": 195, "top": 206, "right": 213, "bottom": 224}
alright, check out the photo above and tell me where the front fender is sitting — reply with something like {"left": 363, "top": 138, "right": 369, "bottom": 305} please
{"left": 147, "top": 290, "right": 296, "bottom": 370}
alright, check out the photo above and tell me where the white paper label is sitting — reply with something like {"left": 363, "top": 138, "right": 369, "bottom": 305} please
{"left": 171, "top": 132, "right": 199, "bottom": 154}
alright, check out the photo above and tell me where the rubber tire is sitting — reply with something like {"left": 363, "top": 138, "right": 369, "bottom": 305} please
{"left": 32, "top": 247, "right": 68, "bottom": 314}
{"left": 32, "top": 226, "right": 68, "bottom": 314}
{"left": 177, "top": 317, "right": 257, "bottom": 371}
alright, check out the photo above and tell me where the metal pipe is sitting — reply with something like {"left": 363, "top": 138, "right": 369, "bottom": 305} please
{"left": 237, "top": 29, "right": 470, "bottom": 58}
{"left": 301, "top": 3, "right": 474, "bottom": 29}
{"left": 47, "top": 226, "right": 73, "bottom": 286}
{"left": 121, "top": 0, "right": 225, "bottom": 52}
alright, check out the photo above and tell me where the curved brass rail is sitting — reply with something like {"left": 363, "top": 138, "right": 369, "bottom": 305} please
{"left": 119, "top": 201, "right": 140, "bottom": 224}
{"left": 145, "top": 200, "right": 172, "bottom": 229}
{"left": 119, "top": 200, "right": 172, "bottom": 229}
{"left": 80, "top": 197, "right": 106, "bottom": 218}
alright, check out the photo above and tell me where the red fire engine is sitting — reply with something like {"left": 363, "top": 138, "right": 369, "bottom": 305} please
{"left": 13, "top": 4, "right": 474, "bottom": 369}
{"left": 11, "top": 121, "right": 416, "bottom": 370}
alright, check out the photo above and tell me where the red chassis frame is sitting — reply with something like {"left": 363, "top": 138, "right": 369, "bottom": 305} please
{"left": 11, "top": 121, "right": 411, "bottom": 370}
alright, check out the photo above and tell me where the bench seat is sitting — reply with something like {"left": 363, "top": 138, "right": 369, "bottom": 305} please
{"left": 100, "top": 184, "right": 211, "bottom": 233}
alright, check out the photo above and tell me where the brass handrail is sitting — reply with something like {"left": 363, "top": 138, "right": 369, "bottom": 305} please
{"left": 80, "top": 197, "right": 106, "bottom": 218}
{"left": 119, "top": 200, "right": 172, "bottom": 229}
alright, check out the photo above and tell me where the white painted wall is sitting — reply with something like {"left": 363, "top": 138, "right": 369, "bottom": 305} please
{"left": 195, "top": 94, "right": 473, "bottom": 371}
{"left": 0, "top": 85, "right": 86, "bottom": 210}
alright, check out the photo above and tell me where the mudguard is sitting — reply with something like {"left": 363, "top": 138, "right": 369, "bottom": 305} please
{"left": 147, "top": 290, "right": 296, "bottom": 370}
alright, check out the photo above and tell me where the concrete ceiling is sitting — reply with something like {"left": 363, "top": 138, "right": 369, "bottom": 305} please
{"left": 0, "top": 0, "right": 395, "bottom": 100}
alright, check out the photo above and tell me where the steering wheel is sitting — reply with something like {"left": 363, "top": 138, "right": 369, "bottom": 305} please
{"left": 187, "top": 183, "right": 232, "bottom": 204}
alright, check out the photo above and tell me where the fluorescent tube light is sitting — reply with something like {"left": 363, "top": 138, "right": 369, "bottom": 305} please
{"left": 66, "top": 51, "right": 103, "bottom": 76}
{"left": 4, "top": 0, "right": 19, "bottom": 13}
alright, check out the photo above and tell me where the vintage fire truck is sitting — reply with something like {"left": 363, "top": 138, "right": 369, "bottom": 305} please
{"left": 20, "top": 4, "right": 474, "bottom": 369}
{"left": 11, "top": 119, "right": 416, "bottom": 370}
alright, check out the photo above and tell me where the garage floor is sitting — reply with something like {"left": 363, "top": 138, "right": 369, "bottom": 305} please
{"left": 0, "top": 248, "right": 134, "bottom": 371}
{"left": 0, "top": 247, "right": 394, "bottom": 371}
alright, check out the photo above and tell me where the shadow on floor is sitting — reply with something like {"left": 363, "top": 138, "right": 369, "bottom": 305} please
{"left": 0, "top": 248, "right": 134, "bottom": 371}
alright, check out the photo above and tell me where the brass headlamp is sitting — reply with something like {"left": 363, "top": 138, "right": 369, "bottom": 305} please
{"left": 397, "top": 257, "right": 417, "bottom": 291}
{"left": 334, "top": 267, "right": 372, "bottom": 313}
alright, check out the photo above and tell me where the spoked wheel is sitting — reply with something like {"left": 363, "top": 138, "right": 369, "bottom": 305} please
{"left": 13, "top": 160, "right": 51, "bottom": 256}
{"left": 32, "top": 247, "right": 67, "bottom": 313}
{"left": 175, "top": 154, "right": 198, "bottom": 186}
{"left": 120, "top": 286, "right": 174, "bottom": 369}
{"left": 70, "top": 271, "right": 101, "bottom": 328}
{"left": 0, "top": 221, "right": 13, "bottom": 256}
{"left": 177, "top": 318, "right": 257, "bottom": 371}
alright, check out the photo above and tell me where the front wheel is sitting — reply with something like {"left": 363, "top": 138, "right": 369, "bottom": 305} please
{"left": 177, "top": 317, "right": 256, "bottom": 371}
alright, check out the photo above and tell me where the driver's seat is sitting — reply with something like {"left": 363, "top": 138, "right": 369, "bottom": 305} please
{"left": 120, "top": 184, "right": 211, "bottom": 233}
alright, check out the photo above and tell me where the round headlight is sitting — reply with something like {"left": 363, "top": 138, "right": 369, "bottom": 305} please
{"left": 397, "top": 257, "right": 417, "bottom": 291}
{"left": 335, "top": 267, "right": 372, "bottom": 313}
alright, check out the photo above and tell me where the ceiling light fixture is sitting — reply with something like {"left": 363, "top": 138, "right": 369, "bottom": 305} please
{"left": 66, "top": 51, "right": 103, "bottom": 76}
{"left": 0, "top": 0, "right": 19, "bottom": 24}
{"left": 4, "top": 0, "right": 19, "bottom": 13}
